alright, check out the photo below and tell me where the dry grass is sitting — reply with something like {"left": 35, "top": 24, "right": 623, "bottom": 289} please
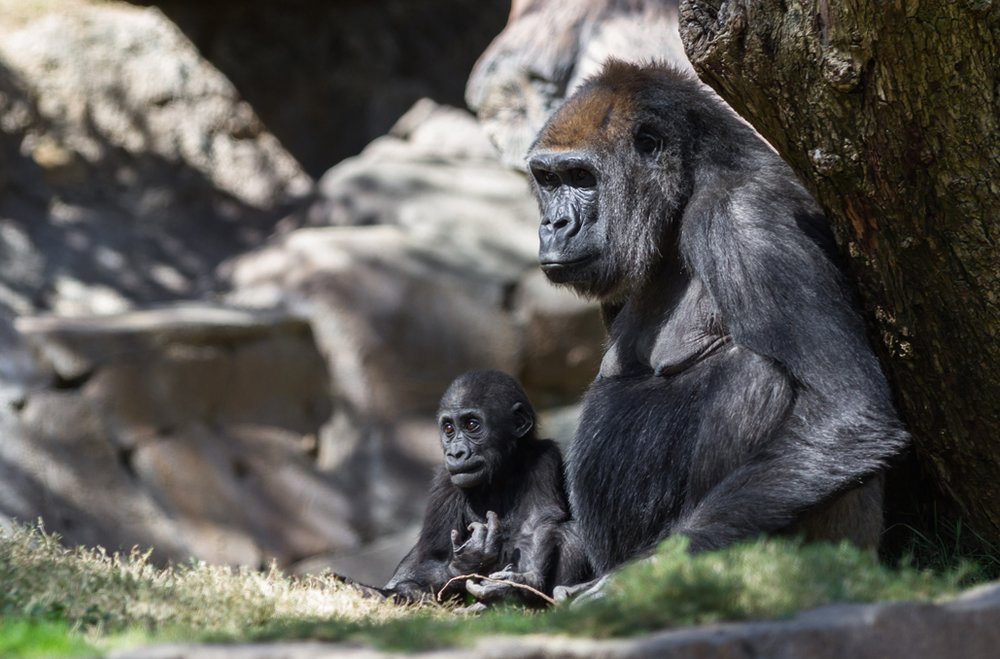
{"left": 0, "top": 521, "right": 432, "bottom": 653}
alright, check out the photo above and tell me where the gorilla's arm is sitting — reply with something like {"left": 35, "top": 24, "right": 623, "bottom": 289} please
{"left": 670, "top": 176, "right": 909, "bottom": 551}
{"left": 382, "top": 543, "right": 439, "bottom": 602}
{"left": 383, "top": 470, "right": 473, "bottom": 601}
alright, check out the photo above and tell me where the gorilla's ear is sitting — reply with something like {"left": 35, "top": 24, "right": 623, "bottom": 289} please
{"left": 511, "top": 402, "right": 534, "bottom": 439}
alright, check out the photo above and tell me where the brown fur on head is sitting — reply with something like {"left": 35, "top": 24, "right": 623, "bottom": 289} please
{"left": 533, "top": 60, "right": 696, "bottom": 153}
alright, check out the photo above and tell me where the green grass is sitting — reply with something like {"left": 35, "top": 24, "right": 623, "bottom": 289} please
{"left": 887, "top": 514, "right": 1000, "bottom": 582}
{"left": 0, "top": 521, "right": 986, "bottom": 655}
{"left": 0, "top": 619, "right": 95, "bottom": 658}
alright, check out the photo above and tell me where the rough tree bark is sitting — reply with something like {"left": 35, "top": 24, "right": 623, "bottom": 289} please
{"left": 679, "top": 1, "right": 1000, "bottom": 544}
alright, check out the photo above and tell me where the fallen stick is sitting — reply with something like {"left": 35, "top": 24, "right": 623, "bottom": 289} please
{"left": 437, "top": 573, "right": 558, "bottom": 606}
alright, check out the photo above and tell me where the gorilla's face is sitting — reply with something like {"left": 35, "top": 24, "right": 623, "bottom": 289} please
{"left": 437, "top": 372, "right": 535, "bottom": 489}
{"left": 528, "top": 71, "right": 687, "bottom": 304}
{"left": 528, "top": 151, "right": 606, "bottom": 291}
{"left": 439, "top": 408, "right": 491, "bottom": 488}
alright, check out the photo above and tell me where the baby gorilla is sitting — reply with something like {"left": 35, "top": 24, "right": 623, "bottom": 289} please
{"left": 383, "top": 369, "right": 576, "bottom": 605}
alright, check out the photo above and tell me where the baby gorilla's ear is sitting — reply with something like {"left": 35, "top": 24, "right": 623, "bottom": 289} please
{"left": 511, "top": 402, "right": 534, "bottom": 439}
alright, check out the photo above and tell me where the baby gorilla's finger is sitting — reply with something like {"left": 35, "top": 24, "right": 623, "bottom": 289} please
{"left": 454, "top": 601, "right": 488, "bottom": 614}
{"left": 466, "top": 521, "right": 488, "bottom": 548}
{"left": 467, "top": 578, "right": 511, "bottom": 602}
{"left": 487, "top": 570, "right": 520, "bottom": 583}
{"left": 484, "top": 511, "right": 501, "bottom": 555}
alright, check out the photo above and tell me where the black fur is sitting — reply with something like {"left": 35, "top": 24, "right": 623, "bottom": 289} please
{"left": 528, "top": 61, "right": 908, "bottom": 575}
{"left": 383, "top": 370, "right": 588, "bottom": 603}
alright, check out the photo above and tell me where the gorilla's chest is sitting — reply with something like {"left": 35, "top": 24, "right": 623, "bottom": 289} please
{"left": 600, "top": 277, "right": 725, "bottom": 379}
{"left": 569, "top": 366, "right": 711, "bottom": 570}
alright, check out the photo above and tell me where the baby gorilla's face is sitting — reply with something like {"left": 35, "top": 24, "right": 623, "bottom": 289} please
{"left": 436, "top": 370, "right": 536, "bottom": 489}
{"left": 438, "top": 406, "right": 497, "bottom": 488}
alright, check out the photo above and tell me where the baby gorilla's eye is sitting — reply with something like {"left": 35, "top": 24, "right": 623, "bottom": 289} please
{"left": 464, "top": 418, "right": 481, "bottom": 432}
{"left": 442, "top": 421, "right": 455, "bottom": 436}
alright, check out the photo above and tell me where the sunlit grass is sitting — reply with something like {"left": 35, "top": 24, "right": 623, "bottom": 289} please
{"left": 0, "top": 521, "right": 985, "bottom": 655}
{"left": 0, "top": 522, "right": 425, "bottom": 654}
{"left": 0, "top": 619, "right": 95, "bottom": 659}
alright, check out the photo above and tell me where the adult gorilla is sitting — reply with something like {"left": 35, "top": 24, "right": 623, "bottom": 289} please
{"left": 527, "top": 60, "right": 908, "bottom": 576}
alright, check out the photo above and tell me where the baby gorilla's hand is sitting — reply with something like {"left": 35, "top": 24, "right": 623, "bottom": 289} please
{"left": 449, "top": 510, "right": 500, "bottom": 574}
{"left": 465, "top": 569, "right": 523, "bottom": 602}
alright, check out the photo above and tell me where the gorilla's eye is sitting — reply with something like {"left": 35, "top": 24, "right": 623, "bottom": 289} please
{"left": 442, "top": 421, "right": 455, "bottom": 437}
{"left": 464, "top": 418, "right": 481, "bottom": 433}
{"left": 532, "top": 168, "right": 560, "bottom": 189}
{"left": 634, "top": 128, "right": 663, "bottom": 155}
{"left": 569, "top": 168, "right": 596, "bottom": 188}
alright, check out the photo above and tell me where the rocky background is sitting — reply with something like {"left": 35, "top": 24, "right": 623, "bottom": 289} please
{"left": 0, "top": 0, "right": 685, "bottom": 585}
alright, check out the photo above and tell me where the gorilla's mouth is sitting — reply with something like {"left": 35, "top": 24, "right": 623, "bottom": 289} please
{"left": 540, "top": 254, "right": 598, "bottom": 283}
{"left": 448, "top": 459, "right": 487, "bottom": 487}
{"left": 447, "top": 458, "right": 485, "bottom": 475}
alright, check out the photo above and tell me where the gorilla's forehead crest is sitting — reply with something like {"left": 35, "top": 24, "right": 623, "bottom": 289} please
{"left": 534, "top": 59, "right": 687, "bottom": 151}
{"left": 536, "top": 85, "right": 634, "bottom": 150}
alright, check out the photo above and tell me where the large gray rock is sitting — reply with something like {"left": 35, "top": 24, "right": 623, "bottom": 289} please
{"left": 304, "top": 99, "right": 535, "bottom": 231}
{"left": 0, "top": 3, "right": 310, "bottom": 316}
{"left": 5, "top": 305, "right": 355, "bottom": 565}
{"left": 466, "top": 0, "right": 692, "bottom": 169}
{"left": 0, "top": 3, "right": 309, "bottom": 209}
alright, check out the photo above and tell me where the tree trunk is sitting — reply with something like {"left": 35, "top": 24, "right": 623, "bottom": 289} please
{"left": 679, "top": 1, "right": 1000, "bottom": 544}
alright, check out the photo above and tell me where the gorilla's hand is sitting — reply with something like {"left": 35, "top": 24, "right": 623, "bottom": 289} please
{"left": 465, "top": 569, "right": 526, "bottom": 603}
{"left": 449, "top": 510, "right": 500, "bottom": 574}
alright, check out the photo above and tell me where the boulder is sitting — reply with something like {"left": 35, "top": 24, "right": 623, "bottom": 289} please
{"left": 0, "top": 3, "right": 309, "bottom": 209}
{"left": 304, "top": 99, "right": 535, "bottom": 231}
{"left": 0, "top": 2, "right": 311, "bottom": 315}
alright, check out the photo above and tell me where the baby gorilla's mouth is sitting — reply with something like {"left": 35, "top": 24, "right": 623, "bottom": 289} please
{"left": 448, "top": 459, "right": 487, "bottom": 488}
{"left": 447, "top": 457, "right": 485, "bottom": 475}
